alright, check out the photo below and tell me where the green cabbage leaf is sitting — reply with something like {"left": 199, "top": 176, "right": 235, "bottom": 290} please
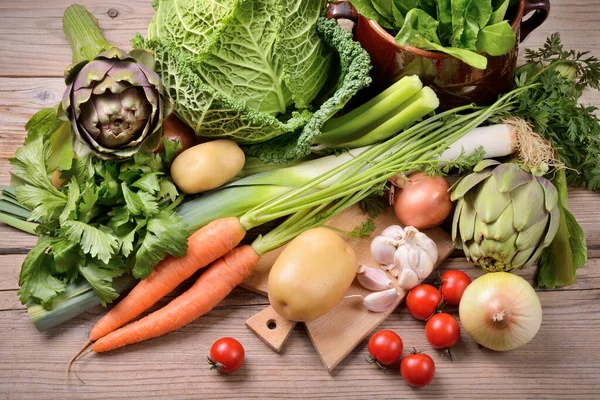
{"left": 135, "top": 0, "right": 372, "bottom": 162}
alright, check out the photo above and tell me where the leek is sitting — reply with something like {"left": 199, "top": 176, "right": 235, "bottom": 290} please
{"left": 27, "top": 276, "right": 135, "bottom": 332}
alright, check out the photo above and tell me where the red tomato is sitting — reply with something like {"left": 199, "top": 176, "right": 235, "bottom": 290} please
{"left": 400, "top": 353, "right": 435, "bottom": 387}
{"left": 208, "top": 337, "right": 245, "bottom": 374}
{"left": 425, "top": 313, "right": 461, "bottom": 349}
{"left": 440, "top": 270, "right": 471, "bottom": 306}
{"left": 406, "top": 284, "right": 442, "bottom": 320}
{"left": 368, "top": 330, "right": 404, "bottom": 366}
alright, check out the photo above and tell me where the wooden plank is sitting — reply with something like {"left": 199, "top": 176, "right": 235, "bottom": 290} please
{"left": 0, "top": 289, "right": 599, "bottom": 399}
{"left": 0, "top": 0, "right": 598, "bottom": 79}
{"left": 0, "top": 0, "right": 155, "bottom": 77}
{"left": 0, "top": 78, "right": 65, "bottom": 160}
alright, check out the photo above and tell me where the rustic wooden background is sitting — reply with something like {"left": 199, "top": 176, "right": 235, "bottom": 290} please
{"left": 1, "top": 1, "right": 599, "bottom": 398}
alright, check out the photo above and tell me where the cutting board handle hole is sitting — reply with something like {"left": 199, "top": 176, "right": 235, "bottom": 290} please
{"left": 267, "top": 319, "right": 278, "bottom": 330}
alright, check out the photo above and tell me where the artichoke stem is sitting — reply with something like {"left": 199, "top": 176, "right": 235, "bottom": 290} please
{"left": 63, "top": 5, "right": 111, "bottom": 63}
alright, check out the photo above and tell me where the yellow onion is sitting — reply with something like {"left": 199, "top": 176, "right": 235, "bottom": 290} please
{"left": 459, "top": 272, "right": 542, "bottom": 351}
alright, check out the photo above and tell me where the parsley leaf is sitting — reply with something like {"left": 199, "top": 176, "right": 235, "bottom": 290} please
{"left": 132, "top": 172, "right": 162, "bottom": 194}
{"left": 514, "top": 33, "right": 600, "bottom": 190}
{"left": 359, "top": 194, "right": 388, "bottom": 218}
{"left": 59, "top": 179, "right": 80, "bottom": 225}
{"left": 132, "top": 211, "right": 188, "bottom": 279}
{"left": 347, "top": 218, "right": 376, "bottom": 238}
{"left": 61, "top": 221, "right": 119, "bottom": 263}
{"left": 18, "top": 238, "right": 66, "bottom": 307}
{"left": 122, "top": 183, "right": 159, "bottom": 216}
{"left": 78, "top": 256, "right": 126, "bottom": 306}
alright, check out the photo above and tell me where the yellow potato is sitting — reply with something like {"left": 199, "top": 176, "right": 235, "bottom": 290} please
{"left": 170, "top": 139, "right": 245, "bottom": 194}
{"left": 268, "top": 228, "right": 357, "bottom": 322}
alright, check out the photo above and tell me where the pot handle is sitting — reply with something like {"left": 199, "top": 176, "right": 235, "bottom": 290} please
{"left": 326, "top": 1, "right": 359, "bottom": 22}
{"left": 520, "top": 0, "right": 551, "bottom": 42}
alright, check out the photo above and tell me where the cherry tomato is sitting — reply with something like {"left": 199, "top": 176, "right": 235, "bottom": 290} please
{"left": 208, "top": 337, "right": 245, "bottom": 374}
{"left": 406, "top": 284, "right": 442, "bottom": 320}
{"left": 368, "top": 330, "right": 404, "bottom": 366}
{"left": 425, "top": 313, "right": 461, "bottom": 349}
{"left": 440, "top": 270, "right": 471, "bottom": 306}
{"left": 400, "top": 352, "right": 435, "bottom": 387}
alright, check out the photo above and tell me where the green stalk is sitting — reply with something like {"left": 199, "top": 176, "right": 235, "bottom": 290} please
{"left": 339, "top": 87, "right": 440, "bottom": 148}
{"left": 0, "top": 213, "right": 38, "bottom": 235}
{"left": 27, "top": 276, "right": 135, "bottom": 332}
{"left": 317, "top": 76, "right": 424, "bottom": 144}
{"left": 62, "top": 5, "right": 111, "bottom": 63}
{"left": 537, "top": 169, "right": 587, "bottom": 288}
{"left": 241, "top": 107, "right": 483, "bottom": 228}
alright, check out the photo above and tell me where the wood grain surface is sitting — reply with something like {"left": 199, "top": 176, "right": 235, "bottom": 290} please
{"left": 1, "top": 1, "right": 600, "bottom": 399}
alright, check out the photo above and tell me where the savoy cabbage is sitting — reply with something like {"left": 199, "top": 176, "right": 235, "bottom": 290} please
{"left": 135, "top": 0, "right": 372, "bottom": 162}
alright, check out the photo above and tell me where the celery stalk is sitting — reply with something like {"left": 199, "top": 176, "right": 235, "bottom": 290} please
{"left": 338, "top": 87, "right": 440, "bottom": 148}
{"left": 317, "top": 76, "right": 424, "bottom": 144}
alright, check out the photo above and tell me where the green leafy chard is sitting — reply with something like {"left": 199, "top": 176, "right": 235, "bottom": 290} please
{"left": 451, "top": 0, "right": 492, "bottom": 51}
{"left": 395, "top": 9, "right": 487, "bottom": 69}
{"left": 352, "top": 0, "right": 517, "bottom": 70}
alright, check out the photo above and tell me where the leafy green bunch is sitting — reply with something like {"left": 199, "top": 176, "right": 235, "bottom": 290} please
{"left": 512, "top": 33, "right": 600, "bottom": 190}
{"left": 12, "top": 108, "right": 188, "bottom": 308}
{"left": 351, "top": 0, "right": 518, "bottom": 69}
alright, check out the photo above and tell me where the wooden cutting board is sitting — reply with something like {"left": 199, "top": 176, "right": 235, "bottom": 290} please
{"left": 242, "top": 205, "right": 454, "bottom": 371}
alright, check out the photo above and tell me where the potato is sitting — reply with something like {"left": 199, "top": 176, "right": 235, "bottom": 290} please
{"left": 268, "top": 228, "right": 357, "bottom": 322}
{"left": 171, "top": 139, "right": 245, "bottom": 194}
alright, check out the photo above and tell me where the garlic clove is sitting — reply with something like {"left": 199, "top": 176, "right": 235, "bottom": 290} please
{"left": 356, "top": 265, "right": 391, "bottom": 291}
{"left": 414, "top": 230, "right": 438, "bottom": 262}
{"left": 398, "top": 267, "right": 420, "bottom": 290}
{"left": 381, "top": 225, "right": 405, "bottom": 240}
{"left": 370, "top": 235, "right": 397, "bottom": 265}
{"left": 363, "top": 288, "right": 401, "bottom": 312}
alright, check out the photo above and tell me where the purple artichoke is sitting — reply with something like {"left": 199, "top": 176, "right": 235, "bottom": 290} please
{"left": 61, "top": 47, "right": 164, "bottom": 160}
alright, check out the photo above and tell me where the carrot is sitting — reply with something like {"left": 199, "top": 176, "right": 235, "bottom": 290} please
{"left": 90, "top": 217, "right": 245, "bottom": 342}
{"left": 92, "top": 245, "right": 260, "bottom": 352}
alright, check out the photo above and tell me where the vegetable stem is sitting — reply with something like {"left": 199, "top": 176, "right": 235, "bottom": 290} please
{"left": 317, "top": 76, "right": 424, "bottom": 144}
{"left": 62, "top": 5, "right": 111, "bottom": 63}
{"left": 0, "top": 213, "right": 38, "bottom": 235}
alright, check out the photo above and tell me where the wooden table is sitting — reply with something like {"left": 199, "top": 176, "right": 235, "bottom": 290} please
{"left": 1, "top": 1, "right": 599, "bottom": 398}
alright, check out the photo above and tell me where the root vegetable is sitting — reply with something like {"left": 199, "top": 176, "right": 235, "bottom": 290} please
{"left": 392, "top": 172, "right": 453, "bottom": 230}
{"left": 459, "top": 272, "right": 542, "bottom": 351}
{"left": 268, "top": 228, "right": 357, "bottom": 322}
{"left": 171, "top": 139, "right": 245, "bottom": 194}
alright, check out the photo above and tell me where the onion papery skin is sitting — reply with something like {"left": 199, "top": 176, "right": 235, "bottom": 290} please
{"left": 459, "top": 272, "right": 542, "bottom": 351}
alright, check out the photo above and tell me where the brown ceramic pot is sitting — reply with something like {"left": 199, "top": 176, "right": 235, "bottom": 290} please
{"left": 327, "top": 0, "right": 550, "bottom": 109}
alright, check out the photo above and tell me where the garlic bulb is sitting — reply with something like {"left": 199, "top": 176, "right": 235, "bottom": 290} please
{"left": 393, "top": 227, "right": 438, "bottom": 290}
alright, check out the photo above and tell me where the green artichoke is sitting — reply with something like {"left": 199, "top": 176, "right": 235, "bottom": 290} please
{"left": 61, "top": 47, "right": 164, "bottom": 160}
{"left": 451, "top": 160, "right": 560, "bottom": 272}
